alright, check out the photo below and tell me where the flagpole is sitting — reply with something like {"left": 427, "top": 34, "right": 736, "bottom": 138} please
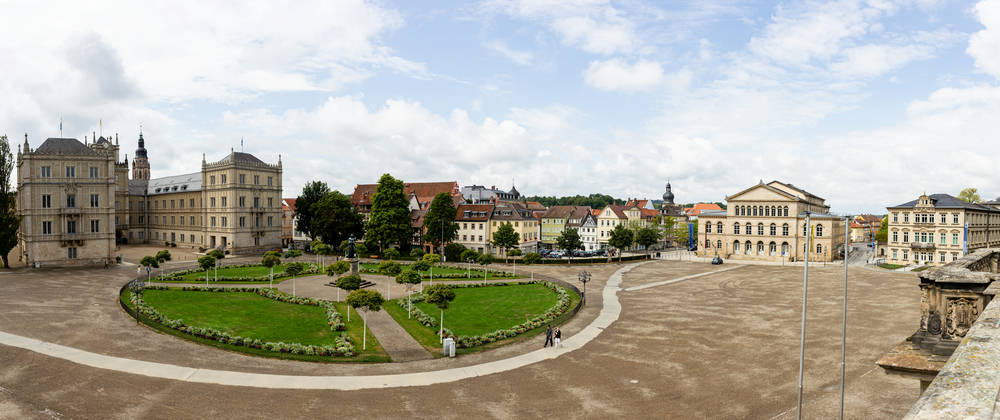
{"left": 839, "top": 216, "right": 849, "bottom": 419}
{"left": 796, "top": 212, "right": 811, "bottom": 420}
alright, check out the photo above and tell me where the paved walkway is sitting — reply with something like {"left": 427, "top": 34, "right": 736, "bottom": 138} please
{"left": 622, "top": 265, "right": 745, "bottom": 292}
{"left": 0, "top": 262, "right": 648, "bottom": 390}
{"left": 364, "top": 309, "right": 433, "bottom": 362}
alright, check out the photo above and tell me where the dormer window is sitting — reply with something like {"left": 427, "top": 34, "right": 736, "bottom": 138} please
{"left": 155, "top": 188, "right": 161, "bottom": 193}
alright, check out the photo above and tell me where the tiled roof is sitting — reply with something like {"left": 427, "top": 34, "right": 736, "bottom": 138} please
{"left": 600, "top": 205, "right": 627, "bottom": 219}
{"left": 684, "top": 203, "right": 724, "bottom": 216}
{"left": 351, "top": 181, "right": 459, "bottom": 207}
{"left": 889, "top": 194, "right": 1000, "bottom": 212}
{"left": 34, "top": 138, "right": 99, "bottom": 156}
{"left": 282, "top": 198, "right": 297, "bottom": 212}
{"left": 491, "top": 202, "right": 534, "bottom": 220}
{"left": 542, "top": 205, "right": 581, "bottom": 219}
{"left": 457, "top": 204, "right": 494, "bottom": 221}
{"left": 640, "top": 208, "right": 659, "bottom": 218}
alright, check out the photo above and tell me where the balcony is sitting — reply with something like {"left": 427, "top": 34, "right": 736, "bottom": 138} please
{"left": 910, "top": 242, "right": 936, "bottom": 250}
{"left": 61, "top": 207, "right": 81, "bottom": 216}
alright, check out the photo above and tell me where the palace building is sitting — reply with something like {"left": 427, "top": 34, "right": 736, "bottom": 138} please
{"left": 885, "top": 194, "right": 1000, "bottom": 266}
{"left": 697, "top": 180, "right": 845, "bottom": 262}
{"left": 16, "top": 130, "right": 283, "bottom": 267}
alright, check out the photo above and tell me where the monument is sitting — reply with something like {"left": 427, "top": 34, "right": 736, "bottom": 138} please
{"left": 347, "top": 234, "right": 359, "bottom": 275}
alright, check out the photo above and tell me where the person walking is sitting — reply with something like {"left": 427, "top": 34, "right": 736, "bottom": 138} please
{"left": 554, "top": 327, "right": 562, "bottom": 348}
{"left": 544, "top": 325, "right": 553, "bottom": 348}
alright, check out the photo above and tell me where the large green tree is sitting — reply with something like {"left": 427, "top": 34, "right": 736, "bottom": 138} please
{"left": 310, "top": 191, "right": 363, "bottom": 247}
{"left": 958, "top": 187, "right": 982, "bottom": 203}
{"left": 0, "top": 135, "right": 17, "bottom": 268}
{"left": 422, "top": 192, "right": 459, "bottom": 254}
{"left": 555, "top": 228, "right": 583, "bottom": 263}
{"left": 294, "top": 181, "right": 331, "bottom": 240}
{"left": 491, "top": 222, "right": 520, "bottom": 261}
{"left": 608, "top": 224, "right": 634, "bottom": 261}
{"left": 635, "top": 226, "right": 663, "bottom": 258}
{"left": 875, "top": 216, "right": 889, "bottom": 243}
{"left": 364, "top": 174, "right": 412, "bottom": 252}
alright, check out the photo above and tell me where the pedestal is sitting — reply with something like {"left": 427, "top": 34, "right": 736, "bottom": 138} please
{"left": 350, "top": 258, "right": 359, "bottom": 275}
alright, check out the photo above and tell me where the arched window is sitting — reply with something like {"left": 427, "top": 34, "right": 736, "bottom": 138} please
{"left": 816, "top": 224, "right": 823, "bottom": 237}
{"left": 770, "top": 223, "right": 776, "bottom": 236}
{"left": 816, "top": 243, "right": 823, "bottom": 254}
{"left": 765, "top": 206, "right": 770, "bottom": 217}
{"left": 706, "top": 223, "right": 712, "bottom": 234}
{"left": 716, "top": 240, "right": 722, "bottom": 249}
{"left": 745, "top": 241, "right": 752, "bottom": 254}
{"left": 769, "top": 242, "right": 776, "bottom": 255}
{"left": 757, "top": 241, "right": 764, "bottom": 255}
{"left": 739, "top": 206, "right": 745, "bottom": 216}
{"left": 782, "top": 223, "right": 789, "bottom": 236}
{"left": 803, "top": 224, "right": 808, "bottom": 237}
{"left": 734, "top": 223, "right": 740, "bottom": 234}
{"left": 752, "top": 206, "right": 758, "bottom": 216}
{"left": 757, "top": 223, "right": 764, "bottom": 235}
{"left": 746, "top": 223, "right": 752, "bottom": 235}
{"left": 734, "top": 240, "right": 740, "bottom": 252}
{"left": 717, "top": 222, "right": 722, "bottom": 233}
{"left": 783, "top": 206, "right": 788, "bottom": 216}
{"left": 781, "top": 242, "right": 789, "bottom": 255}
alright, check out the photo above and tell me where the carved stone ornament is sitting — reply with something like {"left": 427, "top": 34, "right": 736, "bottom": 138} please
{"left": 927, "top": 310, "right": 942, "bottom": 335}
{"left": 919, "top": 287, "right": 930, "bottom": 331}
{"left": 946, "top": 298, "right": 979, "bottom": 338}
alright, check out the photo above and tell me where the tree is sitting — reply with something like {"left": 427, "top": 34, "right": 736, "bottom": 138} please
{"left": 422, "top": 192, "right": 459, "bottom": 254}
{"left": 555, "top": 228, "right": 583, "bottom": 263}
{"left": 421, "top": 253, "right": 441, "bottom": 264}
{"left": 335, "top": 273, "right": 362, "bottom": 309}
{"left": 207, "top": 249, "right": 225, "bottom": 281}
{"left": 508, "top": 249, "right": 522, "bottom": 257}
{"left": 635, "top": 226, "right": 663, "bottom": 258}
{"left": 959, "top": 188, "right": 982, "bottom": 203}
{"left": 476, "top": 253, "right": 492, "bottom": 282}
{"left": 327, "top": 260, "right": 350, "bottom": 275}
{"left": 294, "top": 181, "right": 331, "bottom": 240}
{"left": 523, "top": 252, "right": 541, "bottom": 265}
{"left": 346, "top": 289, "right": 385, "bottom": 350}
{"left": 140, "top": 256, "right": 158, "bottom": 281}
{"left": 491, "top": 222, "right": 520, "bottom": 262}
{"left": 608, "top": 224, "right": 634, "bottom": 261}
{"left": 197, "top": 255, "right": 215, "bottom": 284}
{"left": 155, "top": 250, "right": 172, "bottom": 279}
{"left": 284, "top": 262, "right": 305, "bottom": 277}
{"left": 409, "top": 248, "right": 425, "bottom": 258}
{"left": 674, "top": 223, "right": 690, "bottom": 248}
{"left": 382, "top": 248, "right": 400, "bottom": 260}
{"left": 310, "top": 191, "right": 363, "bottom": 247}
{"left": 0, "top": 135, "right": 17, "bottom": 268}
{"left": 377, "top": 261, "right": 402, "bottom": 276}
{"left": 364, "top": 173, "right": 411, "bottom": 252}
{"left": 661, "top": 216, "right": 677, "bottom": 245}
{"left": 875, "top": 216, "right": 889, "bottom": 243}
{"left": 395, "top": 269, "right": 423, "bottom": 319}
{"left": 443, "top": 243, "right": 466, "bottom": 262}
{"left": 283, "top": 249, "right": 302, "bottom": 259}
{"left": 424, "top": 284, "right": 456, "bottom": 342}
{"left": 312, "top": 242, "right": 333, "bottom": 269}
{"left": 262, "top": 253, "right": 281, "bottom": 287}
{"left": 460, "top": 249, "right": 479, "bottom": 263}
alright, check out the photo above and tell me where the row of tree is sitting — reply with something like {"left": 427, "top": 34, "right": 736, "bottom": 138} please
{"left": 0, "top": 136, "right": 18, "bottom": 268}
{"left": 522, "top": 193, "right": 624, "bottom": 209}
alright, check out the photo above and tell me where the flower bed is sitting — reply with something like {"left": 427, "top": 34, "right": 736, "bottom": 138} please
{"left": 129, "top": 286, "right": 352, "bottom": 356}
{"left": 396, "top": 281, "right": 574, "bottom": 348}
{"left": 154, "top": 263, "right": 321, "bottom": 282}
{"left": 359, "top": 264, "right": 518, "bottom": 279}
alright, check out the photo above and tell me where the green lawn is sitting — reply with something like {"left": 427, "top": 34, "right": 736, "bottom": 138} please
{"left": 878, "top": 263, "right": 907, "bottom": 270}
{"left": 157, "top": 263, "right": 321, "bottom": 282}
{"left": 912, "top": 265, "right": 934, "bottom": 272}
{"left": 413, "top": 284, "right": 558, "bottom": 336}
{"left": 359, "top": 263, "right": 521, "bottom": 280}
{"left": 138, "top": 289, "right": 387, "bottom": 361}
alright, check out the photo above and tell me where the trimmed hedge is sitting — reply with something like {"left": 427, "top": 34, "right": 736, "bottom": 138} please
{"left": 154, "top": 263, "right": 321, "bottom": 282}
{"left": 129, "top": 286, "right": 353, "bottom": 356}
{"left": 396, "top": 281, "right": 575, "bottom": 349}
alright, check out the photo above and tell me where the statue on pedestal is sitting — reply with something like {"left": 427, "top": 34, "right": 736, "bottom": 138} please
{"left": 347, "top": 234, "right": 359, "bottom": 275}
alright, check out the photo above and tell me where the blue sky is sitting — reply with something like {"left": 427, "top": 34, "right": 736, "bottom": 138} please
{"left": 4, "top": 0, "right": 1000, "bottom": 214}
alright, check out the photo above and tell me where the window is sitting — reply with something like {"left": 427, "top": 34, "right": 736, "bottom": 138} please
{"left": 222, "top": 197, "right": 227, "bottom": 207}
{"left": 783, "top": 206, "right": 788, "bottom": 217}
{"left": 953, "top": 252, "right": 959, "bottom": 261}
{"left": 953, "top": 233, "right": 959, "bottom": 245}
{"left": 752, "top": 206, "right": 758, "bottom": 216}
{"left": 181, "top": 234, "right": 185, "bottom": 242}
{"left": 65, "top": 166, "right": 75, "bottom": 178}
{"left": 87, "top": 194, "right": 98, "bottom": 208}
{"left": 221, "top": 174, "right": 227, "bottom": 184}
{"left": 717, "top": 222, "right": 722, "bottom": 233}
{"left": 893, "top": 249, "right": 898, "bottom": 259}
{"left": 211, "top": 217, "right": 217, "bottom": 227}
{"left": 803, "top": 224, "right": 808, "bottom": 236}
{"left": 782, "top": 223, "right": 789, "bottom": 236}
{"left": 815, "top": 224, "right": 823, "bottom": 237}
{"left": 268, "top": 176, "right": 273, "bottom": 186}
{"left": 253, "top": 175, "right": 259, "bottom": 185}
{"left": 210, "top": 197, "right": 216, "bottom": 208}
{"left": 180, "top": 216, "right": 185, "bottom": 226}
{"left": 190, "top": 216, "right": 195, "bottom": 225}
{"left": 42, "top": 221, "right": 52, "bottom": 235}
{"left": 239, "top": 174, "right": 245, "bottom": 184}
{"left": 940, "top": 233, "right": 946, "bottom": 244}
{"left": 170, "top": 200, "right": 175, "bottom": 209}
{"left": 90, "top": 219, "right": 100, "bottom": 233}
{"left": 757, "top": 223, "right": 764, "bottom": 235}
{"left": 210, "top": 175, "right": 216, "bottom": 185}
{"left": 904, "top": 213, "right": 909, "bottom": 223}
{"left": 41, "top": 194, "right": 51, "bottom": 208}
{"left": 254, "top": 197, "right": 260, "bottom": 208}
{"left": 66, "top": 194, "right": 75, "bottom": 208}
{"left": 940, "top": 252, "right": 946, "bottom": 262}
{"left": 239, "top": 196, "right": 245, "bottom": 207}
{"left": 765, "top": 207, "right": 770, "bottom": 217}
{"left": 770, "top": 223, "right": 776, "bottom": 236}
{"left": 67, "top": 248, "right": 77, "bottom": 259}
{"left": 179, "top": 199, "right": 184, "bottom": 209}
{"left": 239, "top": 217, "right": 246, "bottom": 227}
{"left": 892, "top": 231, "right": 898, "bottom": 243}
{"left": 66, "top": 220, "right": 76, "bottom": 234}
{"left": 893, "top": 213, "right": 898, "bottom": 223}
{"left": 706, "top": 223, "right": 712, "bottom": 234}
{"left": 746, "top": 223, "right": 752, "bottom": 235}
{"left": 954, "top": 214, "right": 959, "bottom": 224}
{"left": 268, "top": 216, "right": 273, "bottom": 227}
{"left": 903, "top": 232, "right": 909, "bottom": 243}
{"left": 89, "top": 167, "right": 99, "bottom": 178}
{"left": 41, "top": 166, "right": 51, "bottom": 177}
{"left": 171, "top": 216, "right": 175, "bottom": 225}
{"left": 816, "top": 244, "right": 823, "bottom": 254}
{"left": 268, "top": 197, "right": 273, "bottom": 208}
{"left": 940, "top": 214, "right": 946, "bottom": 224}
{"left": 222, "top": 217, "right": 227, "bottom": 227}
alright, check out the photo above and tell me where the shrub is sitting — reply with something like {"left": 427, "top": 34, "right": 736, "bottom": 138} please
{"left": 421, "top": 253, "right": 441, "bottom": 264}
{"left": 460, "top": 249, "right": 479, "bottom": 263}
{"left": 283, "top": 249, "right": 303, "bottom": 259}
{"left": 327, "top": 260, "right": 350, "bottom": 275}
{"left": 410, "top": 260, "right": 430, "bottom": 272}
{"left": 383, "top": 248, "right": 400, "bottom": 260}
{"left": 377, "top": 261, "right": 402, "bottom": 276}
{"left": 409, "top": 248, "right": 425, "bottom": 258}
{"left": 522, "top": 252, "right": 542, "bottom": 265}
{"left": 508, "top": 249, "right": 523, "bottom": 257}
{"left": 444, "top": 243, "right": 466, "bottom": 262}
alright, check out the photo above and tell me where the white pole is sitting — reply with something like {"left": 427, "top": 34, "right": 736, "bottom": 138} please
{"left": 439, "top": 309, "right": 444, "bottom": 343}
{"left": 408, "top": 294, "right": 412, "bottom": 319}
{"left": 840, "top": 217, "right": 849, "bottom": 420}
{"left": 269, "top": 266, "right": 273, "bottom": 288}
{"left": 362, "top": 311, "right": 367, "bottom": 350}
{"left": 293, "top": 278, "right": 296, "bottom": 297}
{"left": 796, "top": 213, "right": 811, "bottom": 420}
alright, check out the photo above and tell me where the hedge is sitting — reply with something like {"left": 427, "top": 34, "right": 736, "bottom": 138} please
{"left": 154, "top": 263, "right": 321, "bottom": 282}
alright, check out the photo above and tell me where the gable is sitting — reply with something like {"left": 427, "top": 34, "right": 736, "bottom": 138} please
{"left": 727, "top": 184, "right": 797, "bottom": 203}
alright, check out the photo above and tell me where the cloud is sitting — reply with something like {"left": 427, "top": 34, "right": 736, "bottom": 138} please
{"left": 484, "top": 40, "right": 533, "bottom": 65}
{"left": 583, "top": 58, "right": 663, "bottom": 92}
{"left": 968, "top": 0, "right": 1000, "bottom": 79}
{"left": 479, "top": 0, "right": 639, "bottom": 55}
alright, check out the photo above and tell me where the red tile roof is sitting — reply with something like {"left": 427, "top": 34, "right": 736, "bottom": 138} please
{"left": 351, "top": 181, "right": 460, "bottom": 209}
{"left": 282, "top": 198, "right": 296, "bottom": 212}
{"left": 683, "top": 203, "right": 723, "bottom": 216}
{"left": 456, "top": 204, "right": 494, "bottom": 221}
{"left": 640, "top": 208, "right": 659, "bottom": 218}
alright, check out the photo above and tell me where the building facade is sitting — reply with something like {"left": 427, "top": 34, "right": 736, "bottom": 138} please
{"left": 460, "top": 184, "right": 521, "bottom": 203}
{"left": 456, "top": 203, "right": 493, "bottom": 254}
{"left": 698, "top": 180, "right": 845, "bottom": 262}
{"left": 16, "top": 135, "right": 119, "bottom": 266}
{"left": 487, "top": 201, "right": 539, "bottom": 255}
{"left": 885, "top": 194, "right": 1000, "bottom": 266}
{"left": 596, "top": 205, "right": 627, "bottom": 249}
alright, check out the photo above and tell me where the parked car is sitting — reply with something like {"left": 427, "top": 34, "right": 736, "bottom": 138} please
{"left": 711, "top": 256, "right": 724, "bottom": 265}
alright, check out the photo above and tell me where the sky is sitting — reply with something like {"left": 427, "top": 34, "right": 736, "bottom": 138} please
{"left": 3, "top": 0, "right": 1000, "bottom": 214}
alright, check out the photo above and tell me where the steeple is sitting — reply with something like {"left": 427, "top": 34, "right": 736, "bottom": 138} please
{"left": 132, "top": 126, "right": 150, "bottom": 180}
{"left": 663, "top": 179, "right": 675, "bottom": 205}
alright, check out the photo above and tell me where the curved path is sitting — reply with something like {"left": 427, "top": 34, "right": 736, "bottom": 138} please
{"left": 0, "top": 262, "right": 649, "bottom": 390}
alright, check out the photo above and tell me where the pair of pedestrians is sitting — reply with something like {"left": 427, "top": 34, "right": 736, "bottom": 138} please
{"left": 543, "top": 325, "right": 561, "bottom": 348}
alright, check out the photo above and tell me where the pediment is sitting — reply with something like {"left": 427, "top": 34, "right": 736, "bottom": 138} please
{"left": 727, "top": 184, "right": 797, "bottom": 203}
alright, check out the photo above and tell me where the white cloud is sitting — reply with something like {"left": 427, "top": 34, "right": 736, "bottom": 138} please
{"left": 480, "top": 0, "right": 638, "bottom": 55}
{"left": 583, "top": 58, "right": 663, "bottom": 92}
{"left": 484, "top": 40, "right": 534, "bottom": 65}
{"left": 968, "top": 0, "right": 1000, "bottom": 79}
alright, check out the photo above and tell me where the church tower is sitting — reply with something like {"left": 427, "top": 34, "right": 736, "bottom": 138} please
{"left": 132, "top": 128, "right": 150, "bottom": 180}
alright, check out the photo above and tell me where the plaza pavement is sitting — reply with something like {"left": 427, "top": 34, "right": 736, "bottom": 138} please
{"left": 0, "top": 259, "right": 920, "bottom": 418}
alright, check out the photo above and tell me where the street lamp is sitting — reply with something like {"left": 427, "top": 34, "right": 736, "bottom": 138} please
{"left": 577, "top": 270, "right": 592, "bottom": 306}
{"left": 129, "top": 277, "right": 145, "bottom": 325}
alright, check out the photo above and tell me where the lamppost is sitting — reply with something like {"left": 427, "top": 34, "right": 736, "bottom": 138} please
{"left": 129, "top": 276, "right": 145, "bottom": 325}
{"left": 577, "top": 270, "right": 591, "bottom": 306}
